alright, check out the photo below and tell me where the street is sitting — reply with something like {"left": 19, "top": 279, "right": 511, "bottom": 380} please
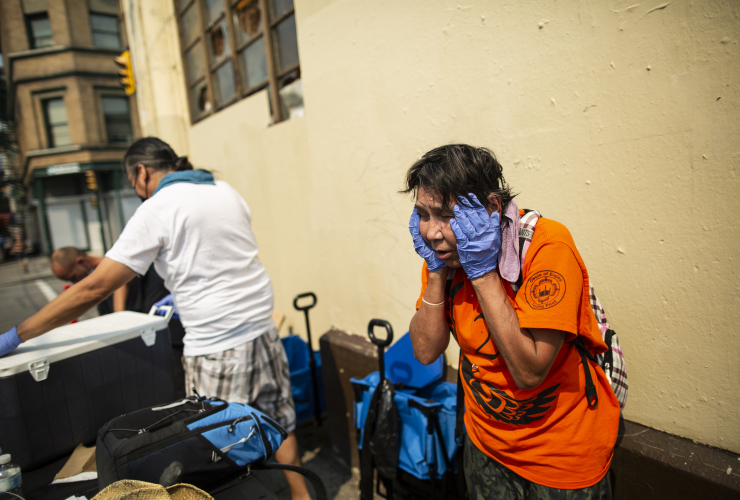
{"left": 0, "top": 256, "right": 98, "bottom": 332}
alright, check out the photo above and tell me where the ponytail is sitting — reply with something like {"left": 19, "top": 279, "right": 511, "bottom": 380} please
{"left": 174, "top": 156, "right": 193, "bottom": 171}
{"left": 123, "top": 137, "right": 191, "bottom": 177}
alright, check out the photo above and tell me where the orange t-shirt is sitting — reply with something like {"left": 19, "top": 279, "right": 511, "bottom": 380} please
{"left": 416, "top": 213, "right": 620, "bottom": 489}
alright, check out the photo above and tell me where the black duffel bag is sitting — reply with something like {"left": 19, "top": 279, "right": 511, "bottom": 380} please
{"left": 96, "top": 394, "right": 326, "bottom": 499}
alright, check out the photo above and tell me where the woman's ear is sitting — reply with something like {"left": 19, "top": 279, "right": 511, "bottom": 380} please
{"left": 486, "top": 193, "right": 502, "bottom": 216}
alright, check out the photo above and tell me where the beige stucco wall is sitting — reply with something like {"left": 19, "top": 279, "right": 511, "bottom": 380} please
{"left": 130, "top": 0, "right": 740, "bottom": 453}
{"left": 121, "top": 0, "right": 190, "bottom": 156}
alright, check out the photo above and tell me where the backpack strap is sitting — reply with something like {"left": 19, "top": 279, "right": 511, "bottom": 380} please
{"left": 257, "top": 463, "right": 328, "bottom": 500}
{"left": 569, "top": 337, "right": 599, "bottom": 408}
{"left": 511, "top": 209, "right": 541, "bottom": 293}
{"left": 454, "top": 368, "right": 465, "bottom": 446}
{"left": 511, "top": 209, "right": 601, "bottom": 408}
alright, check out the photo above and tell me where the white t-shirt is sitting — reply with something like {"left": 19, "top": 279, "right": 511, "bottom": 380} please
{"left": 106, "top": 180, "right": 274, "bottom": 356}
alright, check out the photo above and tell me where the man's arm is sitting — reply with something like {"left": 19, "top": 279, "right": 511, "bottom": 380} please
{"left": 17, "top": 258, "right": 138, "bottom": 342}
{"left": 113, "top": 282, "right": 130, "bottom": 312}
{"left": 409, "top": 268, "right": 451, "bottom": 365}
{"left": 471, "top": 272, "right": 565, "bottom": 390}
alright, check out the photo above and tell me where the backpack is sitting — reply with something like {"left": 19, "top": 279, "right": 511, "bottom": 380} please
{"left": 510, "top": 210, "right": 628, "bottom": 409}
{"left": 96, "top": 394, "right": 327, "bottom": 499}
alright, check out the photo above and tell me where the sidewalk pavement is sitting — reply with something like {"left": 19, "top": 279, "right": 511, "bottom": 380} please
{"left": 0, "top": 255, "right": 55, "bottom": 287}
{"left": 0, "top": 255, "right": 98, "bottom": 332}
{"left": 254, "top": 422, "right": 361, "bottom": 500}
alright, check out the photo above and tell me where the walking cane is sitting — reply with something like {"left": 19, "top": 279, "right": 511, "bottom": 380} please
{"left": 293, "top": 292, "right": 322, "bottom": 426}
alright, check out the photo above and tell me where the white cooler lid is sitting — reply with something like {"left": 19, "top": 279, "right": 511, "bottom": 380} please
{"left": 0, "top": 311, "right": 169, "bottom": 379}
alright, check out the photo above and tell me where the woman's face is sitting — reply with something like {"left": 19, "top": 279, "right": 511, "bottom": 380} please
{"left": 414, "top": 187, "right": 502, "bottom": 270}
{"left": 415, "top": 186, "right": 462, "bottom": 269}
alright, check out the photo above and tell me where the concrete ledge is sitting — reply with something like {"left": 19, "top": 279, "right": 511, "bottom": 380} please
{"left": 613, "top": 420, "right": 740, "bottom": 499}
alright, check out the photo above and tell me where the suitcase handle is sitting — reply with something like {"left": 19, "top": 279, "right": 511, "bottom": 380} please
{"left": 293, "top": 292, "right": 317, "bottom": 311}
{"left": 149, "top": 305, "right": 174, "bottom": 323}
{"left": 367, "top": 319, "right": 393, "bottom": 348}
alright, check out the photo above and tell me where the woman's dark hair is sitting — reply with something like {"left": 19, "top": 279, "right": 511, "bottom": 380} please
{"left": 401, "top": 144, "right": 516, "bottom": 212}
{"left": 123, "top": 137, "right": 193, "bottom": 178}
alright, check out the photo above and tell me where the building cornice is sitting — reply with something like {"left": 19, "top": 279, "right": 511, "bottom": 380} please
{"left": 6, "top": 45, "right": 128, "bottom": 124}
{"left": 7, "top": 45, "right": 122, "bottom": 63}
{"left": 23, "top": 144, "right": 130, "bottom": 183}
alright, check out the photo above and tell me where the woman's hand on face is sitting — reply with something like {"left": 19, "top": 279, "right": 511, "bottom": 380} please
{"left": 409, "top": 207, "right": 446, "bottom": 272}
{"left": 450, "top": 194, "right": 502, "bottom": 279}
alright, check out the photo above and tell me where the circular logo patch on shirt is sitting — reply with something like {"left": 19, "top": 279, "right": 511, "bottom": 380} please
{"left": 525, "top": 270, "right": 566, "bottom": 310}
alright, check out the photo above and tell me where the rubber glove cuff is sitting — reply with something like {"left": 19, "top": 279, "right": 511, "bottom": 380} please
{"left": 0, "top": 327, "right": 23, "bottom": 358}
{"left": 153, "top": 295, "right": 180, "bottom": 321}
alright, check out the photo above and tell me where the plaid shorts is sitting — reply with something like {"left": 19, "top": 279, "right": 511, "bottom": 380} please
{"left": 182, "top": 327, "right": 296, "bottom": 432}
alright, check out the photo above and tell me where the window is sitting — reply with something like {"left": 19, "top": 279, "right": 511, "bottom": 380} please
{"left": 43, "top": 98, "right": 71, "bottom": 148}
{"left": 27, "top": 13, "right": 54, "bottom": 49}
{"left": 102, "top": 96, "right": 133, "bottom": 143}
{"left": 90, "top": 13, "right": 122, "bottom": 48}
{"left": 175, "top": 0, "right": 303, "bottom": 124}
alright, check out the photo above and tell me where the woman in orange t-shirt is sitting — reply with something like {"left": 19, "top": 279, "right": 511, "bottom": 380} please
{"left": 404, "top": 144, "right": 619, "bottom": 499}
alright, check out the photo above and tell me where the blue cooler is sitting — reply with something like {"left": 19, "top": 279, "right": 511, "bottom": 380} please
{"left": 280, "top": 335, "right": 326, "bottom": 424}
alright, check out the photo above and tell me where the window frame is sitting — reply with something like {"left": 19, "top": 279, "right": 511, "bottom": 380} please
{"left": 26, "top": 12, "right": 54, "bottom": 50}
{"left": 42, "top": 97, "right": 72, "bottom": 149}
{"left": 89, "top": 12, "right": 124, "bottom": 49}
{"left": 98, "top": 93, "right": 134, "bottom": 144}
{"left": 175, "top": 0, "right": 300, "bottom": 124}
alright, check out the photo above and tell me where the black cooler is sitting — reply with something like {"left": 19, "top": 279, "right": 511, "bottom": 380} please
{"left": 0, "top": 311, "right": 175, "bottom": 471}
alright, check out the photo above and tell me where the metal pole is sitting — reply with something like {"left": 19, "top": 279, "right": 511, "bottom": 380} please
{"left": 93, "top": 171, "right": 107, "bottom": 252}
{"left": 34, "top": 178, "right": 52, "bottom": 255}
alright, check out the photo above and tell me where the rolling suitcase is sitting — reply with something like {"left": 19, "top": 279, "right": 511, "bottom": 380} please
{"left": 0, "top": 310, "right": 176, "bottom": 471}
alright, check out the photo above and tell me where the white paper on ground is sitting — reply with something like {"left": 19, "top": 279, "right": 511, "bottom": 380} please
{"left": 52, "top": 472, "right": 98, "bottom": 484}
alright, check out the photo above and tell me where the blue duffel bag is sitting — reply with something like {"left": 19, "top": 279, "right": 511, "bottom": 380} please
{"left": 351, "top": 371, "right": 459, "bottom": 481}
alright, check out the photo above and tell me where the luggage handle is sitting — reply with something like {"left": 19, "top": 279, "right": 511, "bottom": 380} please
{"left": 367, "top": 319, "right": 393, "bottom": 348}
{"left": 368, "top": 319, "right": 393, "bottom": 384}
{"left": 293, "top": 292, "right": 317, "bottom": 311}
{"left": 293, "top": 292, "right": 322, "bottom": 426}
{"left": 149, "top": 305, "right": 175, "bottom": 323}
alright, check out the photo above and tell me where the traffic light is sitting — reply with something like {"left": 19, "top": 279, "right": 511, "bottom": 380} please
{"left": 85, "top": 171, "right": 99, "bottom": 208}
{"left": 85, "top": 171, "right": 98, "bottom": 191}
{"left": 114, "top": 50, "right": 135, "bottom": 95}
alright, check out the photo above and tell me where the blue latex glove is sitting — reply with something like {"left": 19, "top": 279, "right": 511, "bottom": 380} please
{"left": 0, "top": 327, "right": 23, "bottom": 358}
{"left": 153, "top": 294, "right": 180, "bottom": 321}
{"left": 409, "top": 208, "right": 446, "bottom": 272}
{"left": 450, "top": 194, "right": 502, "bottom": 279}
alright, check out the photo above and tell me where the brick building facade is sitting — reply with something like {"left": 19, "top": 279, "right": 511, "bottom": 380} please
{"left": 0, "top": 0, "right": 141, "bottom": 255}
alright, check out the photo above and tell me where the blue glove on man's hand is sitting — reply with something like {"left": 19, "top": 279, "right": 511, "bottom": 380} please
{"left": 450, "top": 194, "right": 502, "bottom": 279}
{"left": 409, "top": 208, "right": 446, "bottom": 272}
{"left": 154, "top": 294, "right": 180, "bottom": 321}
{"left": 0, "top": 327, "right": 23, "bottom": 358}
